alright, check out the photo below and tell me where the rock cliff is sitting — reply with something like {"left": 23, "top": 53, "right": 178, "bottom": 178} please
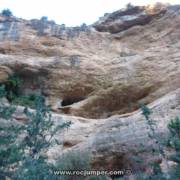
{"left": 0, "top": 3, "right": 180, "bottom": 173}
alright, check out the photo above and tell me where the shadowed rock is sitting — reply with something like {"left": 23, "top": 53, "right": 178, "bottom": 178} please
{"left": 0, "top": 18, "right": 20, "bottom": 41}
{"left": 93, "top": 5, "right": 167, "bottom": 33}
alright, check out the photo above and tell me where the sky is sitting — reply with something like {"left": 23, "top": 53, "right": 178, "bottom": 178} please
{"left": 0, "top": 0, "right": 179, "bottom": 26}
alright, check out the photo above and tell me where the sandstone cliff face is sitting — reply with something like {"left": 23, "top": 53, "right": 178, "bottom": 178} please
{"left": 0, "top": 4, "right": 180, "bottom": 119}
{"left": 0, "top": 3, "right": 180, "bottom": 173}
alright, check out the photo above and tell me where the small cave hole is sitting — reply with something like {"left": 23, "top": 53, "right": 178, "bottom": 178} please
{"left": 61, "top": 97, "right": 85, "bottom": 107}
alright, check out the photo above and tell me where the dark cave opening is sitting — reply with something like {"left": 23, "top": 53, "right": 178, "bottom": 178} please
{"left": 61, "top": 97, "right": 85, "bottom": 106}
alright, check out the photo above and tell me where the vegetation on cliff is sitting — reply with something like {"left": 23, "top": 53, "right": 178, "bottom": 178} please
{"left": 0, "top": 85, "right": 71, "bottom": 179}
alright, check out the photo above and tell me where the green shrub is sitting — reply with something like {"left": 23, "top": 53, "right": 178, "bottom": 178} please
{"left": 41, "top": 16, "right": 48, "bottom": 21}
{"left": 167, "top": 117, "right": 180, "bottom": 179}
{"left": 12, "top": 93, "right": 37, "bottom": 108}
{"left": 55, "top": 150, "right": 110, "bottom": 180}
{"left": 55, "top": 150, "right": 90, "bottom": 180}
{"left": 0, "top": 85, "right": 21, "bottom": 179}
{"left": 14, "top": 96, "right": 71, "bottom": 179}
{"left": 1, "top": 9, "right": 12, "bottom": 17}
{"left": 140, "top": 104, "right": 169, "bottom": 179}
{"left": 4, "top": 74, "right": 21, "bottom": 101}
{"left": 168, "top": 117, "right": 180, "bottom": 140}
{"left": 140, "top": 105, "right": 180, "bottom": 179}
{"left": 0, "top": 89, "right": 71, "bottom": 179}
{"left": 2, "top": 74, "right": 39, "bottom": 109}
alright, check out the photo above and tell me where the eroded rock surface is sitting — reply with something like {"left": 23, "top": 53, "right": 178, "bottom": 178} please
{"left": 0, "top": 4, "right": 180, "bottom": 120}
{"left": 48, "top": 88, "right": 180, "bottom": 171}
{"left": 8, "top": 88, "right": 180, "bottom": 171}
{"left": 0, "top": 4, "right": 180, "bottom": 173}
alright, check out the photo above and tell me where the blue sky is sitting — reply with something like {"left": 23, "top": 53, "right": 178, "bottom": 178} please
{"left": 0, "top": 0, "right": 179, "bottom": 26}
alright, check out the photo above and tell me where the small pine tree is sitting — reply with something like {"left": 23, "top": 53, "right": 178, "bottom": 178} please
{"left": 41, "top": 16, "right": 48, "bottom": 21}
{"left": 1, "top": 9, "right": 12, "bottom": 17}
{"left": 126, "top": 3, "right": 134, "bottom": 9}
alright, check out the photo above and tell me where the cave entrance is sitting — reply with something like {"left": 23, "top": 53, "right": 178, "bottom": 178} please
{"left": 61, "top": 97, "right": 85, "bottom": 107}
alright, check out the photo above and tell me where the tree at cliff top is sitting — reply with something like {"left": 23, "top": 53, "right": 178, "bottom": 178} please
{"left": 1, "top": 9, "right": 13, "bottom": 17}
